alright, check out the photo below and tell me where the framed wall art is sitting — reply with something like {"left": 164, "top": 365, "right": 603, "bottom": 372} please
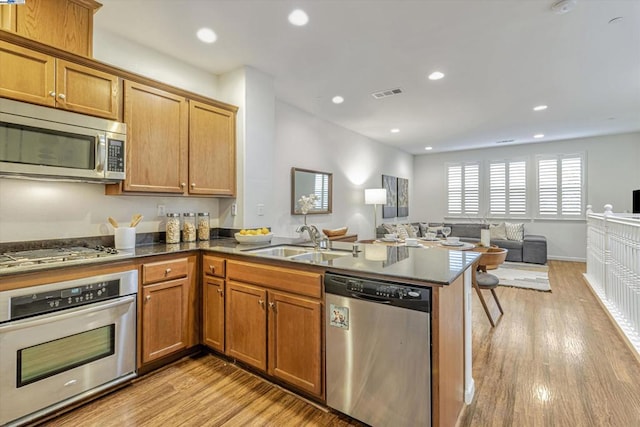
{"left": 397, "top": 177, "right": 409, "bottom": 217}
{"left": 382, "top": 175, "right": 397, "bottom": 218}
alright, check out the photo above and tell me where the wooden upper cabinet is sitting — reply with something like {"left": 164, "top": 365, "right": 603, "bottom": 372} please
{"left": 188, "top": 100, "right": 236, "bottom": 196}
{"left": 0, "top": 0, "right": 101, "bottom": 57}
{"left": 56, "top": 59, "right": 119, "bottom": 119}
{"left": 123, "top": 81, "right": 188, "bottom": 194}
{"left": 0, "top": 41, "right": 119, "bottom": 119}
{"left": 0, "top": 40, "right": 55, "bottom": 106}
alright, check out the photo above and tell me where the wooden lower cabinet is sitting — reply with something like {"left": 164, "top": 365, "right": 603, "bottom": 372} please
{"left": 140, "top": 254, "right": 198, "bottom": 366}
{"left": 225, "top": 281, "right": 268, "bottom": 370}
{"left": 202, "top": 276, "right": 225, "bottom": 352}
{"left": 268, "top": 290, "right": 322, "bottom": 396}
{"left": 225, "top": 275, "right": 323, "bottom": 397}
{"left": 141, "top": 278, "right": 189, "bottom": 363}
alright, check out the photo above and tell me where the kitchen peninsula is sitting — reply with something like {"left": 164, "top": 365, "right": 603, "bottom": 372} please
{"left": 0, "top": 238, "right": 478, "bottom": 427}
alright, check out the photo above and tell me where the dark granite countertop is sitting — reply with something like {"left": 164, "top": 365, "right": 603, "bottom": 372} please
{"left": 1, "top": 236, "right": 479, "bottom": 286}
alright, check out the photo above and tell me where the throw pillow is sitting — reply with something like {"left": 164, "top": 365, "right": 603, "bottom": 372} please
{"left": 490, "top": 223, "right": 507, "bottom": 240}
{"left": 505, "top": 222, "right": 524, "bottom": 241}
{"left": 395, "top": 225, "right": 410, "bottom": 240}
{"left": 402, "top": 224, "right": 419, "bottom": 238}
{"left": 382, "top": 223, "right": 396, "bottom": 234}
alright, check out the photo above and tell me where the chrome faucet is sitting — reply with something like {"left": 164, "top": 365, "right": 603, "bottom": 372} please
{"left": 297, "top": 224, "right": 322, "bottom": 248}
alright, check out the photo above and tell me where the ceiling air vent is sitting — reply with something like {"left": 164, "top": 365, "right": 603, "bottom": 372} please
{"left": 372, "top": 87, "right": 403, "bottom": 99}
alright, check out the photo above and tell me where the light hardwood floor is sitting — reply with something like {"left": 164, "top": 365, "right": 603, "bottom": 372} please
{"left": 44, "top": 261, "right": 640, "bottom": 426}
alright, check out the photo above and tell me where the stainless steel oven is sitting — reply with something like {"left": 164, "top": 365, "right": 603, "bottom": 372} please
{"left": 0, "top": 269, "right": 138, "bottom": 426}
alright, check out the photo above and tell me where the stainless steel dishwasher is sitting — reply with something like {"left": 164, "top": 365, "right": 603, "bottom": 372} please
{"left": 325, "top": 273, "right": 431, "bottom": 427}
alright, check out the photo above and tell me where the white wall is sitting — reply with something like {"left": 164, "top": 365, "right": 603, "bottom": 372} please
{"left": 413, "top": 132, "right": 640, "bottom": 260}
{"left": 272, "top": 102, "right": 414, "bottom": 240}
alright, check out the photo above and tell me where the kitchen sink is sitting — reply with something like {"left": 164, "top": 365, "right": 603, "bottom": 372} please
{"left": 289, "top": 252, "right": 348, "bottom": 262}
{"left": 243, "top": 245, "right": 350, "bottom": 263}
{"left": 244, "top": 246, "right": 312, "bottom": 257}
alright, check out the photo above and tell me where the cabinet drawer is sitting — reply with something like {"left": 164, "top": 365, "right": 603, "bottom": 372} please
{"left": 203, "top": 255, "right": 226, "bottom": 278}
{"left": 142, "top": 258, "right": 188, "bottom": 284}
{"left": 227, "top": 260, "right": 321, "bottom": 299}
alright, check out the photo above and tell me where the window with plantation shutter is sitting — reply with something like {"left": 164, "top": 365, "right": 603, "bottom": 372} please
{"left": 447, "top": 162, "right": 480, "bottom": 215}
{"left": 489, "top": 160, "right": 527, "bottom": 216}
{"left": 314, "top": 173, "right": 330, "bottom": 210}
{"left": 536, "top": 154, "right": 584, "bottom": 218}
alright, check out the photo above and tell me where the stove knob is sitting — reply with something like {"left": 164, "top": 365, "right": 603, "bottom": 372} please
{"left": 408, "top": 291, "right": 420, "bottom": 298}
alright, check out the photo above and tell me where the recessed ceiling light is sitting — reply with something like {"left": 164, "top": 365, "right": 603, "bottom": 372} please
{"left": 534, "top": 134, "right": 545, "bottom": 139}
{"left": 332, "top": 96, "right": 344, "bottom": 104}
{"left": 533, "top": 105, "right": 548, "bottom": 111}
{"left": 428, "top": 71, "right": 445, "bottom": 80}
{"left": 196, "top": 28, "right": 217, "bottom": 43}
{"left": 424, "top": 146, "right": 433, "bottom": 150}
{"left": 288, "top": 9, "right": 309, "bottom": 26}
{"left": 390, "top": 128, "right": 400, "bottom": 133}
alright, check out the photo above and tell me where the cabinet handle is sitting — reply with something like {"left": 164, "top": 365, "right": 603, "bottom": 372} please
{"left": 145, "top": 295, "right": 151, "bottom": 302}
{"left": 217, "top": 289, "right": 223, "bottom": 295}
{"left": 58, "top": 93, "right": 66, "bottom": 100}
{"left": 191, "top": 183, "right": 196, "bottom": 188}
{"left": 209, "top": 265, "right": 215, "bottom": 273}
{"left": 49, "top": 91, "right": 56, "bottom": 97}
{"left": 181, "top": 182, "right": 186, "bottom": 188}
{"left": 258, "top": 299, "right": 265, "bottom": 307}
{"left": 165, "top": 268, "right": 172, "bottom": 275}
{"left": 269, "top": 302, "right": 275, "bottom": 310}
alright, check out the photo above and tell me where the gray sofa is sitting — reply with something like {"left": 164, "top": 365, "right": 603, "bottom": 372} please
{"left": 376, "top": 222, "right": 547, "bottom": 264}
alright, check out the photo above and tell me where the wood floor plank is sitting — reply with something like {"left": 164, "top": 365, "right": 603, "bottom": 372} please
{"left": 42, "top": 261, "right": 640, "bottom": 427}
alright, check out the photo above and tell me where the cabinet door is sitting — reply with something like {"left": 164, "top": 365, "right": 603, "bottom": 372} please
{"left": 188, "top": 100, "right": 236, "bottom": 196}
{"left": 142, "top": 278, "right": 188, "bottom": 364}
{"left": 56, "top": 59, "right": 120, "bottom": 120}
{"left": 14, "top": 0, "right": 99, "bottom": 56}
{"left": 123, "top": 81, "right": 188, "bottom": 193}
{"left": 0, "top": 40, "right": 55, "bottom": 106}
{"left": 203, "top": 277, "right": 225, "bottom": 352}
{"left": 225, "top": 281, "right": 267, "bottom": 371}
{"left": 268, "top": 291, "right": 322, "bottom": 396}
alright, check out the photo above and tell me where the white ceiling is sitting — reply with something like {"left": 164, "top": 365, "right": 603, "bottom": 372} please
{"left": 94, "top": 0, "right": 640, "bottom": 155}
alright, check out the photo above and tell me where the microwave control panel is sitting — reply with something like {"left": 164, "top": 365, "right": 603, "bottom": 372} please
{"left": 107, "top": 139, "right": 125, "bottom": 173}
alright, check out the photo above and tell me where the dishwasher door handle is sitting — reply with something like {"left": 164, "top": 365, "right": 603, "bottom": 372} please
{"left": 349, "top": 293, "right": 391, "bottom": 304}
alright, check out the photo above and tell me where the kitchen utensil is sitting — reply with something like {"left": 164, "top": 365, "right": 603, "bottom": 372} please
{"left": 108, "top": 217, "right": 119, "bottom": 228}
{"left": 114, "top": 227, "right": 136, "bottom": 249}
{"left": 130, "top": 214, "right": 143, "bottom": 227}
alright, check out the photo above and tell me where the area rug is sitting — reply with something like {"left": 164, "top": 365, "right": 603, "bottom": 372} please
{"left": 492, "top": 262, "right": 551, "bottom": 292}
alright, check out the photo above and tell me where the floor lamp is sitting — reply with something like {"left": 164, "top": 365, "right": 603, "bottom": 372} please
{"left": 365, "top": 188, "right": 387, "bottom": 239}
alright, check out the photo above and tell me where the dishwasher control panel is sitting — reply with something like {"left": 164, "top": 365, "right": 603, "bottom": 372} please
{"left": 326, "top": 273, "right": 430, "bottom": 312}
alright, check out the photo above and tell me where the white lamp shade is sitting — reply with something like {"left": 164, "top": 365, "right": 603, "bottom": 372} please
{"left": 365, "top": 188, "right": 387, "bottom": 205}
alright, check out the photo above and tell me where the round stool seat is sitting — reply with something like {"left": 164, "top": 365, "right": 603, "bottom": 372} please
{"left": 476, "top": 272, "right": 499, "bottom": 288}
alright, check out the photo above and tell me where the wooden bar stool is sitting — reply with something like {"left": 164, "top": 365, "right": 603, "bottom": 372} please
{"left": 473, "top": 248, "right": 508, "bottom": 327}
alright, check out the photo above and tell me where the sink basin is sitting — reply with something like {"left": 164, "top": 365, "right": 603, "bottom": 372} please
{"left": 244, "top": 246, "right": 311, "bottom": 257}
{"left": 289, "top": 251, "right": 349, "bottom": 262}
{"left": 243, "top": 245, "right": 350, "bottom": 263}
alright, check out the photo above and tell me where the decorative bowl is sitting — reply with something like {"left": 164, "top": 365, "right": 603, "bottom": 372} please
{"left": 234, "top": 232, "right": 273, "bottom": 243}
{"left": 323, "top": 227, "right": 348, "bottom": 237}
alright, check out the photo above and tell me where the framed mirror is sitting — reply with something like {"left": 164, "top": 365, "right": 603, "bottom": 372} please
{"left": 291, "top": 167, "right": 333, "bottom": 215}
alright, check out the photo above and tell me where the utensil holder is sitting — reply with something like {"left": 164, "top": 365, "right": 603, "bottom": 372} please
{"left": 114, "top": 227, "right": 136, "bottom": 249}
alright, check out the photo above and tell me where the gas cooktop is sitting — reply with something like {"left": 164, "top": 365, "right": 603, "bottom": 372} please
{"left": 0, "top": 246, "right": 133, "bottom": 273}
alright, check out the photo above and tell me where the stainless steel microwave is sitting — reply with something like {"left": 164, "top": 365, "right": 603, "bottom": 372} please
{"left": 0, "top": 98, "right": 126, "bottom": 183}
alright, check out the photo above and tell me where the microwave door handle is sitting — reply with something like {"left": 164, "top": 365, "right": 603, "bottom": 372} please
{"left": 96, "top": 135, "right": 106, "bottom": 173}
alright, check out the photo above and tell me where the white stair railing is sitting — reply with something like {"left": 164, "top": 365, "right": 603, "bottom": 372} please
{"left": 585, "top": 205, "right": 640, "bottom": 357}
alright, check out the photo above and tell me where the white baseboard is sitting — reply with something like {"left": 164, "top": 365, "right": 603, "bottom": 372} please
{"left": 547, "top": 255, "right": 586, "bottom": 262}
{"left": 465, "top": 378, "right": 475, "bottom": 404}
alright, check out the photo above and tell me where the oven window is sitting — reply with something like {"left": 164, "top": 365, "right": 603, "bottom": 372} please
{"left": 17, "top": 325, "right": 115, "bottom": 387}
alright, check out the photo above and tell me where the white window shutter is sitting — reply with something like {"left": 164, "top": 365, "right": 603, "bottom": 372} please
{"left": 490, "top": 160, "right": 526, "bottom": 216}
{"left": 447, "top": 163, "right": 479, "bottom": 215}
{"left": 537, "top": 154, "right": 584, "bottom": 218}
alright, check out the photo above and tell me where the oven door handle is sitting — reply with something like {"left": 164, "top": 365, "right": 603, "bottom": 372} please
{"left": 0, "top": 295, "right": 136, "bottom": 332}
